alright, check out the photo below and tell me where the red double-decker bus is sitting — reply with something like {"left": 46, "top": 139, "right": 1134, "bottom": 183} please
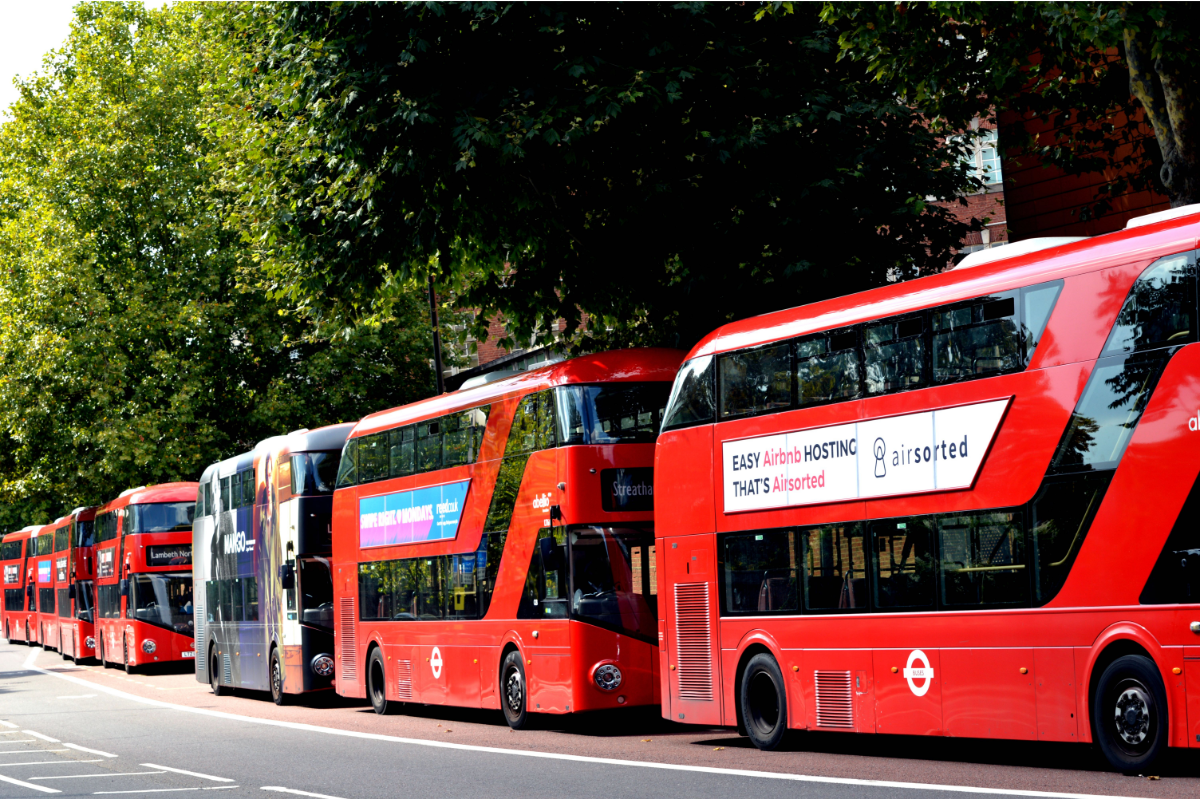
{"left": 655, "top": 205, "right": 1200, "bottom": 772}
{"left": 33, "top": 522, "right": 61, "bottom": 649}
{"left": 1, "top": 526, "right": 42, "bottom": 644}
{"left": 54, "top": 507, "right": 98, "bottom": 662}
{"left": 94, "top": 483, "right": 198, "bottom": 672}
{"left": 332, "top": 349, "right": 681, "bottom": 727}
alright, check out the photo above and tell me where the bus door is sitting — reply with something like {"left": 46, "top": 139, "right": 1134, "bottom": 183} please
{"left": 664, "top": 534, "right": 722, "bottom": 725}
{"left": 1186, "top": 646, "right": 1200, "bottom": 747}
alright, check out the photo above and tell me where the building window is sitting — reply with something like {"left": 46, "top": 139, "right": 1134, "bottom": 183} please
{"left": 973, "top": 130, "right": 1002, "bottom": 184}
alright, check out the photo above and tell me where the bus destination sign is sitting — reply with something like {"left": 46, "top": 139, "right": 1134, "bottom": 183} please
{"left": 359, "top": 480, "right": 470, "bottom": 548}
{"left": 601, "top": 468, "right": 654, "bottom": 512}
{"left": 146, "top": 544, "right": 192, "bottom": 567}
{"left": 722, "top": 398, "right": 1010, "bottom": 513}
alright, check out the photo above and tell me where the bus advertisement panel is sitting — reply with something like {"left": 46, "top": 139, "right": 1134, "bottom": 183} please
{"left": 195, "top": 423, "right": 353, "bottom": 704}
{"left": 654, "top": 207, "right": 1200, "bottom": 773}
{"left": 0, "top": 526, "right": 42, "bottom": 644}
{"left": 94, "top": 483, "right": 197, "bottom": 672}
{"left": 331, "top": 349, "right": 681, "bottom": 728}
{"left": 54, "top": 507, "right": 98, "bottom": 662}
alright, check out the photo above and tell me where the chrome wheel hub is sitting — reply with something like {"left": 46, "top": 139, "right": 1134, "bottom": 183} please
{"left": 505, "top": 669, "right": 523, "bottom": 713}
{"left": 1114, "top": 686, "right": 1150, "bottom": 746}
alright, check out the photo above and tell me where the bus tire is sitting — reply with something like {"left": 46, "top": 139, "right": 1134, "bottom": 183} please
{"left": 124, "top": 641, "right": 137, "bottom": 674}
{"left": 1094, "top": 654, "right": 1169, "bottom": 774}
{"left": 740, "top": 652, "right": 788, "bottom": 751}
{"left": 209, "top": 644, "right": 226, "bottom": 696}
{"left": 367, "top": 647, "right": 390, "bottom": 715}
{"left": 270, "top": 648, "right": 287, "bottom": 706}
{"left": 501, "top": 650, "right": 529, "bottom": 730}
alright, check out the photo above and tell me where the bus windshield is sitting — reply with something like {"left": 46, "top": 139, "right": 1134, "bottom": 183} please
{"left": 291, "top": 451, "right": 340, "bottom": 495}
{"left": 130, "top": 572, "right": 194, "bottom": 634}
{"left": 299, "top": 556, "right": 334, "bottom": 630}
{"left": 128, "top": 502, "right": 195, "bottom": 533}
{"left": 569, "top": 525, "right": 657, "bottom": 641}
{"left": 557, "top": 383, "right": 670, "bottom": 445}
{"left": 75, "top": 580, "right": 93, "bottom": 623}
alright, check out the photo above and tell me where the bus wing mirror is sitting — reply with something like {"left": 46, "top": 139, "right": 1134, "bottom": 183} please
{"left": 279, "top": 563, "right": 295, "bottom": 590}
{"left": 549, "top": 505, "right": 563, "bottom": 522}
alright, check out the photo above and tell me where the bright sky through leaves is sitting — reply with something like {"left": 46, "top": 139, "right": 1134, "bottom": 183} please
{"left": 0, "top": 0, "right": 77, "bottom": 118}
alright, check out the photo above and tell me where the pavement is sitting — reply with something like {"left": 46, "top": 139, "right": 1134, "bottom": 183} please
{"left": 1, "top": 639, "right": 1198, "bottom": 798}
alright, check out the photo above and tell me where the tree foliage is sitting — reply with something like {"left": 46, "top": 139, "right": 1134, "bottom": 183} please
{"left": 822, "top": 2, "right": 1200, "bottom": 209}
{"left": 0, "top": 2, "right": 437, "bottom": 528}
{"left": 206, "top": 1, "right": 984, "bottom": 353}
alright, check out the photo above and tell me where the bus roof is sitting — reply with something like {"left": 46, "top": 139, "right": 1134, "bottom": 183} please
{"left": 684, "top": 207, "right": 1200, "bottom": 361}
{"left": 352, "top": 348, "right": 684, "bottom": 438}
{"left": 197, "top": 421, "right": 356, "bottom": 484}
{"left": 96, "top": 482, "right": 199, "bottom": 514}
{"left": 2, "top": 525, "right": 43, "bottom": 541}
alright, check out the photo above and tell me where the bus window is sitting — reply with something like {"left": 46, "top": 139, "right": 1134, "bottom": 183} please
{"left": 719, "top": 343, "right": 792, "bottom": 419}
{"left": 932, "top": 293, "right": 1022, "bottom": 384}
{"left": 299, "top": 557, "right": 333, "bottom": 630}
{"left": 390, "top": 427, "right": 415, "bottom": 477}
{"left": 416, "top": 422, "right": 442, "bottom": 473}
{"left": 937, "top": 510, "right": 1027, "bottom": 607}
{"left": 54, "top": 525, "right": 69, "bottom": 553}
{"left": 75, "top": 518, "right": 95, "bottom": 548}
{"left": 1102, "top": 253, "right": 1196, "bottom": 355}
{"left": 1022, "top": 280, "right": 1062, "bottom": 360}
{"left": 244, "top": 577, "right": 259, "bottom": 621}
{"left": 75, "top": 580, "right": 93, "bottom": 622}
{"left": 131, "top": 572, "right": 193, "bottom": 634}
{"left": 871, "top": 518, "right": 935, "bottom": 610}
{"left": 721, "top": 529, "right": 798, "bottom": 614}
{"left": 661, "top": 355, "right": 715, "bottom": 431}
{"left": 1030, "top": 473, "right": 1112, "bottom": 605}
{"left": 290, "top": 451, "right": 340, "bottom": 495}
{"left": 129, "top": 502, "right": 195, "bottom": 533}
{"left": 1141, "top": 473, "right": 1200, "bottom": 604}
{"left": 97, "top": 584, "right": 121, "bottom": 619}
{"left": 39, "top": 587, "right": 55, "bottom": 615}
{"left": 568, "top": 525, "right": 657, "bottom": 640}
{"left": 442, "top": 413, "right": 472, "bottom": 468}
{"left": 57, "top": 587, "right": 70, "bottom": 618}
{"left": 509, "top": 395, "right": 539, "bottom": 455}
{"left": 336, "top": 438, "right": 358, "bottom": 487}
{"left": 864, "top": 315, "right": 926, "bottom": 395}
{"left": 796, "top": 329, "right": 861, "bottom": 407}
{"left": 800, "top": 523, "right": 867, "bottom": 611}
{"left": 518, "top": 528, "right": 569, "bottom": 619}
{"left": 359, "top": 434, "right": 389, "bottom": 482}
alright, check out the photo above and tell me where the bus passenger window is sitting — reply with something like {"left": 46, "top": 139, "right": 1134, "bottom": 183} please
{"left": 416, "top": 421, "right": 442, "bottom": 473}
{"left": 721, "top": 530, "right": 798, "bottom": 614}
{"left": 938, "top": 511, "right": 1027, "bottom": 607}
{"left": 1021, "top": 280, "right": 1062, "bottom": 361}
{"left": 518, "top": 528, "right": 569, "bottom": 620}
{"left": 535, "top": 391, "right": 557, "bottom": 450}
{"left": 389, "top": 427, "right": 415, "bottom": 477}
{"left": 1103, "top": 253, "right": 1196, "bottom": 355}
{"left": 220, "top": 476, "right": 232, "bottom": 511}
{"left": 1141, "top": 473, "right": 1200, "bottom": 604}
{"left": 468, "top": 406, "right": 490, "bottom": 460}
{"left": 335, "top": 438, "right": 358, "bottom": 488}
{"left": 508, "top": 395, "right": 539, "bottom": 455}
{"left": 662, "top": 355, "right": 715, "bottom": 431}
{"left": 719, "top": 344, "right": 792, "bottom": 419}
{"left": 359, "top": 434, "right": 389, "bottom": 483}
{"left": 865, "top": 317, "right": 926, "bottom": 395}
{"left": 932, "top": 294, "right": 1022, "bottom": 384}
{"left": 244, "top": 577, "right": 259, "bottom": 622}
{"left": 1030, "top": 473, "right": 1111, "bottom": 605}
{"left": 442, "top": 413, "right": 472, "bottom": 467}
{"left": 797, "top": 330, "right": 861, "bottom": 407}
{"left": 871, "top": 518, "right": 935, "bottom": 610}
{"left": 800, "top": 524, "right": 866, "bottom": 611}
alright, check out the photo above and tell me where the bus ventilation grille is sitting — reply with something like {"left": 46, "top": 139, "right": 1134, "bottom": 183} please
{"left": 339, "top": 596, "right": 357, "bottom": 683}
{"left": 814, "top": 670, "right": 854, "bottom": 729}
{"left": 222, "top": 653, "right": 233, "bottom": 685}
{"left": 396, "top": 660, "right": 413, "bottom": 699}
{"left": 195, "top": 602, "right": 205, "bottom": 679}
{"left": 674, "top": 582, "right": 714, "bottom": 701}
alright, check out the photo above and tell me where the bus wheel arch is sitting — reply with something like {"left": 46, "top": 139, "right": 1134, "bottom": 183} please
{"left": 734, "top": 641, "right": 789, "bottom": 748}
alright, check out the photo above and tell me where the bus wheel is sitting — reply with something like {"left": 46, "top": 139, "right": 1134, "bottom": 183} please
{"left": 501, "top": 650, "right": 529, "bottom": 730}
{"left": 270, "top": 648, "right": 287, "bottom": 706}
{"left": 1094, "top": 655, "right": 1168, "bottom": 773}
{"left": 740, "top": 653, "right": 788, "bottom": 751}
{"left": 123, "top": 642, "right": 137, "bottom": 675}
{"left": 209, "top": 644, "right": 226, "bottom": 696}
{"left": 25, "top": 623, "right": 31, "bottom": 646}
{"left": 367, "top": 648, "right": 390, "bottom": 715}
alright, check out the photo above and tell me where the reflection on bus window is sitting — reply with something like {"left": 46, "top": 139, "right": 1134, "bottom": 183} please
{"left": 801, "top": 524, "right": 866, "bottom": 611}
{"left": 290, "top": 451, "right": 340, "bottom": 495}
{"left": 938, "top": 510, "right": 1026, "bottom": 607}
{"left": 557, "top": 384, "right": 670, "bottom": 445}
{"left": 719, "top": 344, "right": 792, "bottom": 419}
{"left": 871, "top": 518, "right": 935, "bottom": 609}
{"left": 661, "top": 356, "right": 715, "bottom": 431}
{"left": 75, "top": 580, "right": 94, "bottom": 622}
{"left": 797, "top": 330, "right": 861, "bottom": 407}
{"left": 299, "top": 557, "right": 333, "bottom": 630}
{"left": 569, "top": 525, "right": 657, "bottom": 641}
{"left": 723, "top": 529, "right": 798, "bottom": 614}
{"left": 932, "top": 294, "right": 1022, "bottom": 383}
{"left": 864, "top": 316, "right": 926, "bottom": 395}
{"left": 129, "top": 502, "right": 195, "bottom": 533}
{"left": 131, "top": 572, "right": 193, "bottom": 634}
{"left": 1103, "top": 254, "right": 1196, "bottom": 355}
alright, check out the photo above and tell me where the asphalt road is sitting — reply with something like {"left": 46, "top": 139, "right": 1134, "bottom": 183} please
{"left": 1, "top": 640, "right": 1197, "bottom": 799}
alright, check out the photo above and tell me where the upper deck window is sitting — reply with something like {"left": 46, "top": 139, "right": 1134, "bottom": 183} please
{"left": 72, "top": 518, "right": 94, "bottom": 549}
{"left": 719, "top": 344, "right": 792, "bottom": 419}
{"left": 128, "top": 502, "right": 195, "bottom": 533}
{"left": 290, "top": 451, "right": 340, "bottom": 495}
{"left": 1102, "top": 253, "right": 1197, "bottom": 356}
{"left": 797, "top": 329, "right": 860, "bottom": 407}
{"left": 864, "top": 315, "right": 926, "bottom": 395}
{"left": 661, "top": 356, "right": 715, "bottom": 432}
{"left": 0, "top": 539, "right": 21, "bottom": 561}
{"left": 557, "top": 383, "right": 670, "bottom": 445}
{"left": 53, "top": 526, "right": 69, "bottom": 553}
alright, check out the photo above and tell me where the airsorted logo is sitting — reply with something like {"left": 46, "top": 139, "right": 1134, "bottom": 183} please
{"left": 1189, "top": 411, "right": 1200, "bottom": 431}
{"left": 903, "top": 649, "right": 934, "bottom": 697}
{"left": 722, "top": 398, "right": 1009, "bottom": 513}
{"left": 602, "top": 468, "right": 654, "bottom": 512}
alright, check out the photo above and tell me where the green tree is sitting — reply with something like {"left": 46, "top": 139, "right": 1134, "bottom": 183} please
{"left": 0, "top": 2, "right": 436, "bottom": 529}
{"left": 822, "top": 2, "right": 1200, "bottom": 210}
{"left": 206, "top": 1, "right": 984, "bottom": 354}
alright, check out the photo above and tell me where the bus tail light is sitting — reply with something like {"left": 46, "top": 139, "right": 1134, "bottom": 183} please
{"left": 141, "top": 639, "right": 157, "bottom": 654}
{"left": 311, "top": 653, "right": 335, "bottom": 677}
{"left": 592, "top": 662, "right": 623, "bottom": 692}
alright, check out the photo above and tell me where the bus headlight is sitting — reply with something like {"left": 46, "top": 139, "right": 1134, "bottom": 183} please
{"left": 85, "top": 637, "right": 96, "bottom": 650}
{"left": 141, "top": 639, "right": 157, "bottom": 654}
{"left": 593, "top": 662, "right": 623, "bottom": 692}
{"left": 311, "top": 654, "right": 335, "bottom": 677}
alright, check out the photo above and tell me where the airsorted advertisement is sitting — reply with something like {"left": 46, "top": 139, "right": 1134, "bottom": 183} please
{"left": 360, "top": 480, "right": 470, "bottom": 548}
{"left": 723, "top": 398, "right": 1009, "bottom": 513}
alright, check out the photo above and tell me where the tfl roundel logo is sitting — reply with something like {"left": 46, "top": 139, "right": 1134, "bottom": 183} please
{"left": 903, "top": 649, "right": 934, "bottom": 697}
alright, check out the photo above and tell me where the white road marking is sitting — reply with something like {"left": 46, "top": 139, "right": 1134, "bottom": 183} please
{"left": 32, "top": 771, "right": 165, "bottom": 780}
{"left": 26, "top": 657, "right": 1145, "bottom": 800}
{"left": 261, "top": 788, "right": 342, "bottom": 799}
{"left": 0, "top": 721, "right": 18, "bottom": 729}
{"left": 94, "top": 788, "right": 241, "bottom": 795}
{"left": 0, "top": 759, "right": 102, "bottom": 767}
{"left": 23, "top": 730, "right": 61, "bottom": 743}
{"left": 141, "top": 764, "right": 233, "bottom": 783}
{"left": 0, "top": 750, "right": 68, "bottom": 755}
{"left": 56, "top": 695, "right": 96, "bottom": 699}
{"left": 0, "top": 772, "right": 60, "bottom": 793}
{"left": 64, "top": 743, "right": 118, "bottom": 758}
{"left": 0, "top": 739, "right": 36, "bottom": 743}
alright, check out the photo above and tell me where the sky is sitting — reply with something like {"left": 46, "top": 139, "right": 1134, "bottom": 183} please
{"left": 0, "top": 0, "right": 78, "bottom": 118}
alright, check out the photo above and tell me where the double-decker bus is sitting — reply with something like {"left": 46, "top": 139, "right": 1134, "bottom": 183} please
{"left": 654, "top": 204, "right": 1200, "bottom": 773}
{"left": 94, "top": 483, "right": 197, "bottom": 673}
{"left": 33, "top": 522, "right": 61, "bottom": 649}
{"left": 1, "top": 526, "right": 43, "bottom": 644}
{"left": 195, "top": 423, "right": 353, "bottom": 704}
{"left": 331, "top": 349, "right": 681, "bottom": 728}
{"left": 54, "top": 507, "right": 98, "bottom": 662}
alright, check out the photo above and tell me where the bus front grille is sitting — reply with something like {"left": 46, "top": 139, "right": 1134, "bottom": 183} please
{"left": 338, "top": 596, "right": 357, "bottom": 683}
{"left": 814, "top": 670, "right": 854, "bottom": 729}
{"left": 674, "top": 582, "right": 714, "bottom": 701}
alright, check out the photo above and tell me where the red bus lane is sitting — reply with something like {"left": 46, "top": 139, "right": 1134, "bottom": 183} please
{"left": 656, "top": 205, "right": 1200, "bottom": 773}
{"left": 330, "top": 349, "right": 682, "bottom": 727}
